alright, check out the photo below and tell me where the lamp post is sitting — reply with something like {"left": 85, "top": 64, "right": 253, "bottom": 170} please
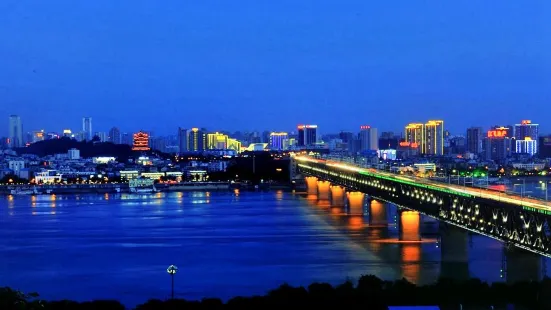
{"left": 167, "top": 265, "right": 178, "bottom": 299}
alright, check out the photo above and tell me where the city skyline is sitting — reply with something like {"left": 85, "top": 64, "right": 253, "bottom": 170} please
{"left": 1, "top": 1, "right": 549, "bottom": 136}
{"left": 1, "top": 114, "right": 549, "bottom": 139}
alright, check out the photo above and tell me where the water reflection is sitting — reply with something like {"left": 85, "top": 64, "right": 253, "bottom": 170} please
{"left": 401, "top": 244, "right": 421, "bottom": 283}
{"left": 275, "top": 190, "right": 283, "bottom": 200}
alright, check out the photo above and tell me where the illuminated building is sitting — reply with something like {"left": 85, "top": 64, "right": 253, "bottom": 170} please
{"left": 8, "top": 115, "right": 23, "bottom": 148}
{"left": 514, "top": 120, "right": 539, "bottom": 155}
{"left": 269, "top": 132, "right": 288, "bottom": 150}
{"left": 483, "top": 127, "right": 512, "bottom": 161}
{"left": 206, "top": 132, "right": 229, "bottom": 149}
{"left": 227, "top": 138, "right": 241, "bottom": 152}
{"left": 359, "top": 125, "right": 378, "bottom": 152}
{"left": 62, "top": 129, "right": 72, "bottom": 137}
{"left": 31, "top": 130, "right": 45, "bottom": 143}
{"left": 297, "top": 125, "right": 317, "bottom": 146}
{"left": 187, "top": 128, "right": 205, "bottom": 151}
{"left": 466, "top": 127, "right": 483, "bottom": 155}
{"left": 424, "top": 120, "right": 444, "bottom": 156}
{"left": 132, "top": 131, "right": 151, "bottom": 151}
{"left": 82, "top": 117, "right": 92, "bottom": 141}
{"left": 515, "top": 138, "right": 537, "bottom": 155}
{"left": 405, "top": 123, "right": 424, "bottom": 153}
{"left": 514, "top": 120, "right": 539, "bottom": 141}
{"left": 109, "top": 127, "right": 121, "bottom": 144}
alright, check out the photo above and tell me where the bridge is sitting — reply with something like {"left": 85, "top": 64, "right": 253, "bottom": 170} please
{"left": 295, "top": 155, "right": 550, "bottom": 282}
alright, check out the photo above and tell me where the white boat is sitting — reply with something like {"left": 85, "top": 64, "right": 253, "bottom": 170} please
{"left": 10, "top": 187, "right": 39, "bottom": 195}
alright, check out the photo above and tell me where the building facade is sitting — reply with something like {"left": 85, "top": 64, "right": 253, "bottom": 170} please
{"left": 132, "top": 131, "right": 151, "bottom": 151}
{"left": 424, "top": 120, "right": 444, "bottom": 156}
{"left": 8, "top": 115, "right": 23, "bottom": 148}
{"left": 269, "top": 132, "right": 288, "bottom": 150}
{"left": 359, "top": 125, "right": 378, "bottom": 152}
{"left": 405, "top": 123, "right": 424, "bottom": 153}
{"left": 297, "top": 125, "right": 317, "bottom": 147}
{"left": 466, "top": 127, "right": 483, "bottom": 155}
{"left": 188, "top": 128, "right": 205, "bottom": 151}
{"left": 109, "top": 127, "right": 121, "bottom": 144}
{"left": 82, "top": 117, "right": 93, "bottom": 141}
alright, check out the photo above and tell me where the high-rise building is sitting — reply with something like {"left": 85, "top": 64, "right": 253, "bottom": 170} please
{"left": 404, "top": 123, "right": 424, "bottom": 152}
{"left": 132, "top": 131, "right": 150, "bottom": 151}
{"left": 109, "top": 127, "right": 121, "bottom": 144}
{"left": 359, "top": 125, "right": 378, "bottom": 152}
{"left": 82, "top": 117, "right": 92, "bottom": 141}
{"left": 177, "top": 127, "right": 188, "bottom": 153}
{"left": 483, "top": 127, "right": 512, "bottom": 161}
{"left": 466, "top": 127, "right": 483, "bottom": 155}
{"left": 206, "top": 132, "right": 229, "bottom": 149}
{"left": 269, "top": 132, "right": 288, "bottom": 150}
{"left": 514, "top": 120, "right": 539, "bottom": 155}
{"left": 8, "top": 115, "right": 23, "bottom": 148}
{"left": 188, "top": 128, "right": 205, "bottom": 151}
{"left": 514, "top": 120, "right": 539, "bottom": 141}
{"left": 121, "top": 132, "right": 132, "bottom": 145}
{"left": 95, "top": 132, "right": 108, "bottom": 142}
{"left": 424, "top": 120, "right": 444, "bottom": 156}
{"left": 297, "top": 125, "right": 317, "bottom": 146}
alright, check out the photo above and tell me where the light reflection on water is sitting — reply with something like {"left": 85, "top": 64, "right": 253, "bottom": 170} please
{"left": 0, "top": 191, "right": 549, "bottom": 307}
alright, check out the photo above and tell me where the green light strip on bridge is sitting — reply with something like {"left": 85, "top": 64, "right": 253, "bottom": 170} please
{"left": 523, "top": 206, "right": 551, "bottom": 215}
{"left": 357, "top": 170, "right": 471, "bottom": 197}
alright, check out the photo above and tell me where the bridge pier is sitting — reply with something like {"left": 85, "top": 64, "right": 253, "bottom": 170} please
{"left": 316, "top": 180, "right": 331, "bottom": 200}
{"left": 305, "top": 176, "right": 318, "bottom": 199}
{"left": 439, "top": 222, "right": 469, "bottom": 281}
{"left": 369, "top": 199, "right": 388, "bottom": 226}
{"left": 505, "top": 246, "right": 542, "bottom": 284}
{"left": 398, "top": 210, "right": 421, "bottom": 241}
{"left": 346, "top": 191, "right": 365, "bottom": 215}
{"left": 330, "top": 185, "right": 346, "bottom": 207}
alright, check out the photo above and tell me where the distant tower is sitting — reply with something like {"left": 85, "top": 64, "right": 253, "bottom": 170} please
{"left": 82, "top": 117, "right": 93, "bottom": 141}
{"left": 109, "top": 127, "right": 121, "bottom": 144}
{"left": 187, "top": 128, "right": 205, "bottom": 151}
{"left": 8, "top": 115, "right": 23, "bottom": 148}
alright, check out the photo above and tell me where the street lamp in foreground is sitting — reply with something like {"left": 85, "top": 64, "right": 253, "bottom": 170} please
{"left": 167, "top": 265, "right": 178, "bottom": 299}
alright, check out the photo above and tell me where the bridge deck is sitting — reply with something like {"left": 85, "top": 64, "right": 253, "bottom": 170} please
{"left": 296, "top": 156, "right": 551, "bottom": 215}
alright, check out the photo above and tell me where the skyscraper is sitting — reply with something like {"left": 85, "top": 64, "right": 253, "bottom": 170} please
{"left": 514, "top": 120, "right": 539, "bottom": 155}
{"left": 484, "top": 127, "right": 512, "bottom": 161}
{"left": 297, "top": 125, "right": 317, "bottom": 146}
{"left": 359, "top": 125, "right": 378, "bottom": 152}
{"left": 82, "top": 117, "right": 92, "bottom": 141}
{"left": 188, "top": 128, "right": 205, "bottom": 151}
{"left": 404, "top": 123, "right": 424, "bottom": 152}
{"left": 466, "top": 127, "right": 483, "bottom": 155}
{"left": 108, "top": 127, "right": 121, "bottom": 144}
{"left": 424, "top": 120, "right": 444, "bottom": 156}
{"left": 8, "top": 115, "right": 23, "bottom": 148}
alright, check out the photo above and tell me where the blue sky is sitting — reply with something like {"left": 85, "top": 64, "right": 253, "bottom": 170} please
{"left": 0, "top": 1, "right": 549, "bottom": 136}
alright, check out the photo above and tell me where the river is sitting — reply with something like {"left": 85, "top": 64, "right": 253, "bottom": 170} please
{"left": 0, "top": 189, "right": 549, "bottom": 307}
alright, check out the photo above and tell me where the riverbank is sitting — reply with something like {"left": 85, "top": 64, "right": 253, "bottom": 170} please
{"left": 2, "top": 275, "right": 548, "bottom": 310}
{"left": 0, "top": 182, "right": 296, "bottom": 196}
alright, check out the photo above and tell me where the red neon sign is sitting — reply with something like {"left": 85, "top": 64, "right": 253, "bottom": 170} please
{"left": 487, "top": 130, "right": 507, "bottom": 138}
{"left": 360, "top": 125, "right": 371, "bottom": 130}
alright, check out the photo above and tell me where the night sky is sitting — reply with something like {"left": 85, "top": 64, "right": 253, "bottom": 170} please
{"left": 0, "top": 1, "right": 549, "bottom": 136}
